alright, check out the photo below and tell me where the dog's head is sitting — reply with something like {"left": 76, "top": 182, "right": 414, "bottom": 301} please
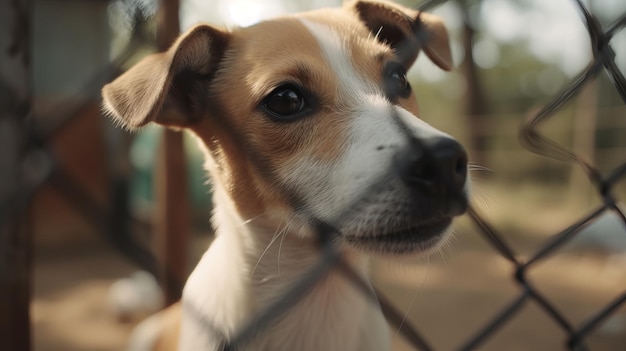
{"left": 103, "top": 0, "right": 468, "bottom": 254}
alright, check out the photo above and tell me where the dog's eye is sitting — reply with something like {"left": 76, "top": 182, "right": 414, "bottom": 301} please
{"left": 263, "top": 85, "right": 308, "bottom": 120}
{"left": 385, "top": 64, "right": 411, "bottom": 100}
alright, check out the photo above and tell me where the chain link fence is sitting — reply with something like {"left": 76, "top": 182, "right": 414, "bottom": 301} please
{"left": 221, "top": 1, "right": 626, "bottom": 349}
{"left": 2, "top": 0, "right": 626, "bottom": 350}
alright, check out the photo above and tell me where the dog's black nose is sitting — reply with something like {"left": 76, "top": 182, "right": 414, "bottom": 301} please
{"left": 401, "top": 136, "right": 468, "bottom": 214}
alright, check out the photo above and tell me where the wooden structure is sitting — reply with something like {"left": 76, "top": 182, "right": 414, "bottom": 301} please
{"left": 154, "top": 0, "right": 190, "bottom": 306}
{"left": 0, "top": 0, "right": 33, "bottom": 350}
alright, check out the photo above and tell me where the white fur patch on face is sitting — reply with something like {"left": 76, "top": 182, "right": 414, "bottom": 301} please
{"left": 280, "top": 19, "right": 454, "bottom": 226}
{"left": 298, "top": 19, "right": 379, "bottom": 102}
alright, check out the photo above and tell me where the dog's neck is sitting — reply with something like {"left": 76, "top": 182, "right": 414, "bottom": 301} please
{"left": 181, "top": 179, "right": 390, "bottom": 351}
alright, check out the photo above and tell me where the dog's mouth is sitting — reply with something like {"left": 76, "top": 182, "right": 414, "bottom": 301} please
{"left": 342, "top": 216, "right": 453, "bottom": 254}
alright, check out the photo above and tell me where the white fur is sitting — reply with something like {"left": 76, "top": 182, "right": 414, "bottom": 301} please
{"left": 179, "top": 173, "right": 391, "bottom": 350}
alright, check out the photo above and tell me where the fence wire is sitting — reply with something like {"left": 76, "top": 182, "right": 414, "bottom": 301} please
{"left": 2, "top": 0, "right": 626, "bottom": 350}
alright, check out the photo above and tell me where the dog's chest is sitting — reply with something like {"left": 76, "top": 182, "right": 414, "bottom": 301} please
{"left": 249, "top": 272, "right": 390, "bottom": 351}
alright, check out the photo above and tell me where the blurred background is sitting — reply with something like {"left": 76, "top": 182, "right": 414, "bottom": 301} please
{"left": 2, "top": 0, "right": 626, "bottom": 350}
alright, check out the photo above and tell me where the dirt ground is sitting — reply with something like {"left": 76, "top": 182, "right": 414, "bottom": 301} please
{"left": 32, "top": 221, "right": 626, "bottom": 351}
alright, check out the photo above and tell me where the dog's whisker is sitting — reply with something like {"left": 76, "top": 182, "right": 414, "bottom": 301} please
{"left": 468, "top": 163, "right": 494, "bottom": 173}
{"left": 240, "top": 213, "right": 266, "bottom": 227}
{"left": 468, "top": 181, "right": 496, "bottom": 211}
{"left": 436, "top": 243, "right": 448, "bottom": 263}
{"left": 277, "top": 218, "right": 297, "bottom": 280}
{"left": 251, "top": 220, "right": 288, "bottom": 279}
{"left": 396, "top": 256, "right": 430, "bottom": 336}
{"left": 374, "top": 26, "right": 384, "bottom": 41}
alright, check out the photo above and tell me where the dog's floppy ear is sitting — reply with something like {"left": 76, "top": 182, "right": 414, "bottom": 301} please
{"left": 350, "top": 0, "right": 452, "bottom": 71}
{"left": 102, "top": 25, "right": 229, "bottom": 129}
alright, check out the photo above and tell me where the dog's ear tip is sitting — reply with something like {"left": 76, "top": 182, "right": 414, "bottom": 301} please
{"left": 438, "top": 61, "right": 453, "bottom": 72}
{"left": 425, "top": 48, "right": 453, "bottom": 71}
{"left": 418, "top": 13, "right": 453, "bottom": 71}
{"left": 103, "top": 110, "right": 149, "bottom": 131}
{"left": 351, "top": 0, "right": 452, "bottom": 70}
{"left": 101, "top": 85, "right": 149, "bottom": 130}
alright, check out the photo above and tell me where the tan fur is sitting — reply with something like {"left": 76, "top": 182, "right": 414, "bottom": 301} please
{"left": 152, "top": 303, "right": 182, "bottom": 351}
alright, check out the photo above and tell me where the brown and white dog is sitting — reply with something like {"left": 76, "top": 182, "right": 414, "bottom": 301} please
{"left": 102, "top": 1, "right": 469, "bottom": 350}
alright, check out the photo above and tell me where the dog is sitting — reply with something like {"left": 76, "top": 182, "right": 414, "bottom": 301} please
{"left": 102, "top": 1, "right": 469, "bottom": 350}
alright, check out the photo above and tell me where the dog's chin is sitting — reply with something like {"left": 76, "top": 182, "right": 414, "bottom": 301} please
{"left": 341, "top": 217, "right": 453, "bottom": 255}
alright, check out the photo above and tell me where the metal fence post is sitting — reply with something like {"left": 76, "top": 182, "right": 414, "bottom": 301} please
{"left": 0, "top": 0, "right": 33, "bottom": 350}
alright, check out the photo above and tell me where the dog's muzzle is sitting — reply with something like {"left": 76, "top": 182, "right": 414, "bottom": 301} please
{"left": 339, "top": 134, "right": 470, "bottom": 254}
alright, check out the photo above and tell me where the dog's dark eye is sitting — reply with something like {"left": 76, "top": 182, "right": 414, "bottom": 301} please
{"left": 385, "top": 64, "right": 411, "bottom": 100}
{"left": 263, "top": 85, "right": 308, "bottom": 120}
